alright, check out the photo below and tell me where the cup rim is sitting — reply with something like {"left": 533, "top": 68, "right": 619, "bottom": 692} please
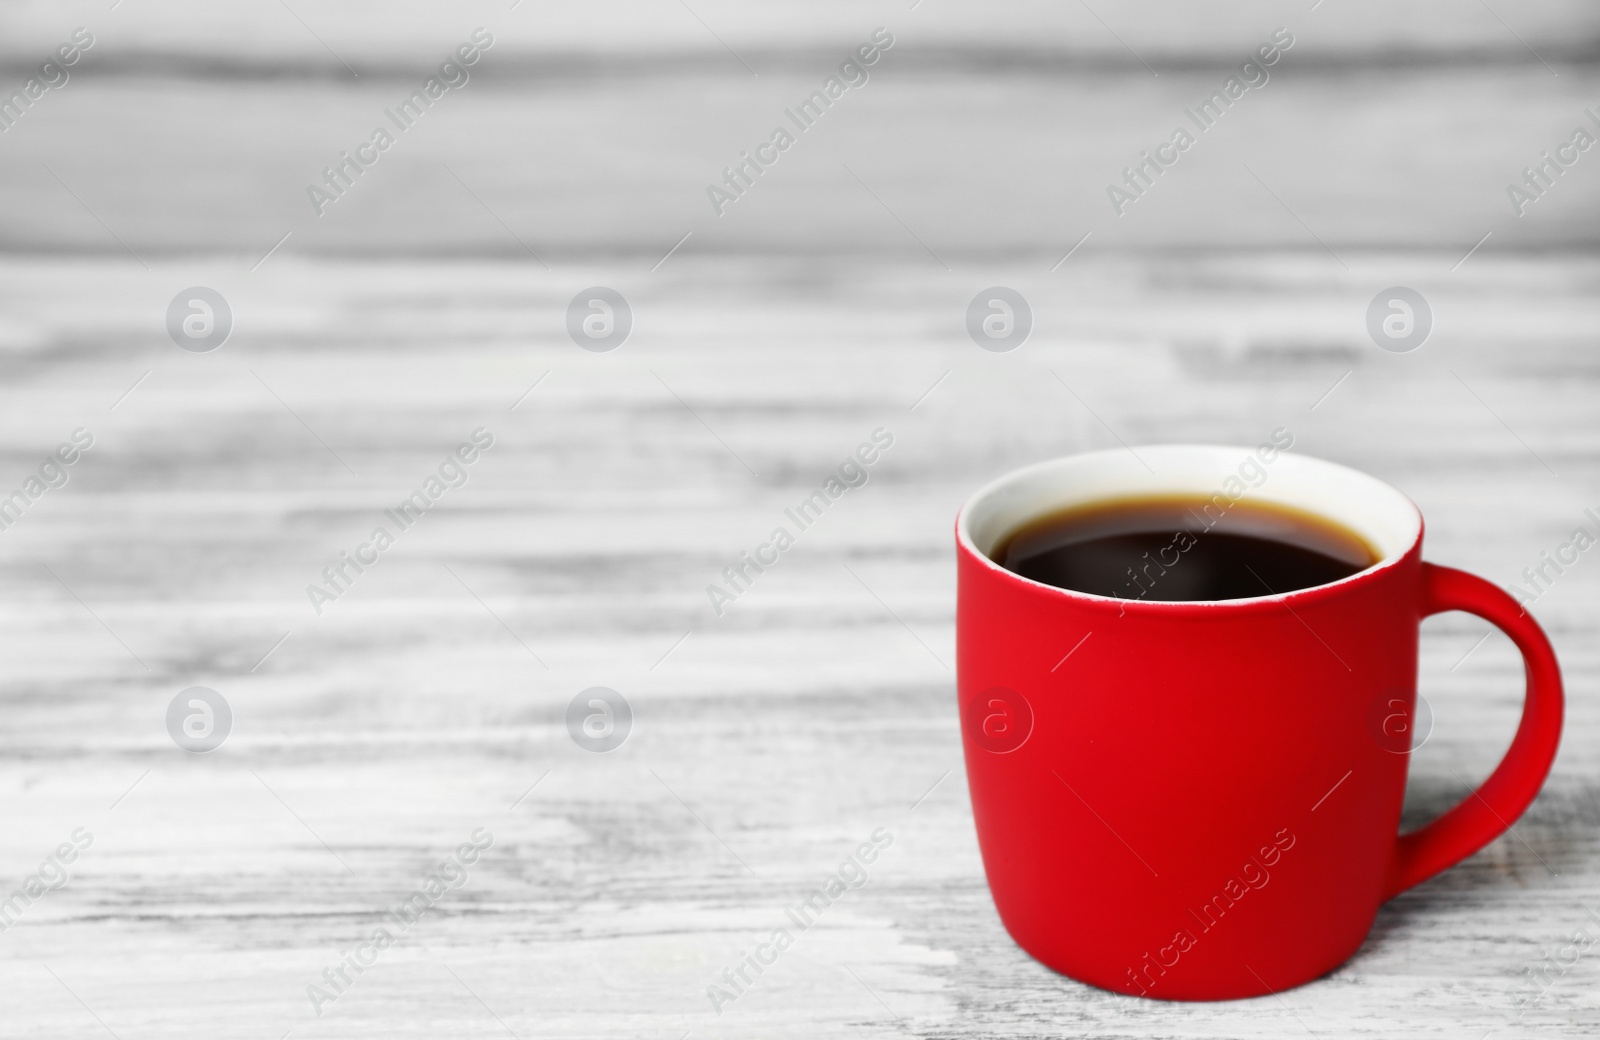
{"left": 955, "top": 445, "right": 1424, "bottom": 611}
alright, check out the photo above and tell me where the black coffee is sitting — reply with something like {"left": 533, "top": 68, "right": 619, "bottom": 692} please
{"left": 993, "top": 495, "right": 1376, "bottom": 602}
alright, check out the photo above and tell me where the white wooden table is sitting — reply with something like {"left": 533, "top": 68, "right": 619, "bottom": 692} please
{"left": 2, "top": 0, "right": 1599, "bottom": 1033}
{"left": 0, "top": 249, "right": 1595, "bottom": 1038}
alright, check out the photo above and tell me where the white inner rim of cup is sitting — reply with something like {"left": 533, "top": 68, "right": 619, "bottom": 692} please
{"left": 957, "top": 445, "right": 1422, "bottom": 603}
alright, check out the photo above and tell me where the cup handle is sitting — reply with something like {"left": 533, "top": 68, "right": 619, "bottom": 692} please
{"left": 1384, "top": 563, "right": 1565, "bottom": 899}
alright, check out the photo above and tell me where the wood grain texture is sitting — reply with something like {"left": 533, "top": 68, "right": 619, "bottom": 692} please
{"left": 4, "top": 0, "right": 1598, "bottom": 62}
{"left": 0, "top": 249, "right": 1594, "bottom": 1037}
{"left": 2, "top": 4, "right": 1597, "bottom": 254}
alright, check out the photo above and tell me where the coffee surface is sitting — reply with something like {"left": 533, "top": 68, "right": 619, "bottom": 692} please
{"left": 992, "top": 495, "right": 1377, "bottom": 602}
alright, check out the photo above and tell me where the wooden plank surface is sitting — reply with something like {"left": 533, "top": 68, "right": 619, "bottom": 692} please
{"left": 1, "top": 3, "right": 1598, "bottom": 254}
{"left": 2, "top": 0, "right": 1599, "bottom": 1034}
{"left": 5, "top": 0, "right": 1598, "bottom": 61}
{"left": 0, "top": 249, "right": 1595, "bottom": 1037}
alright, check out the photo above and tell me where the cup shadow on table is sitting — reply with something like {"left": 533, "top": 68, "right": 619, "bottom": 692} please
{"left": 1346, "top": 769, "right": 1585, "bottom": 969}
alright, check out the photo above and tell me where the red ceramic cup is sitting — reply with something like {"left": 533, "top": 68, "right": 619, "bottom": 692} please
{"left": 955, "top": 444, "right": 1563, "bottom": 1000}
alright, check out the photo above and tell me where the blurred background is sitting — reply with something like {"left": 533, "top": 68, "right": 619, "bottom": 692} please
{"left": 3, "top": 0, "right": 1599, "bottom": 254}
{"left": 0, "top": 2, "right": 1598, "bottom": 1037}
